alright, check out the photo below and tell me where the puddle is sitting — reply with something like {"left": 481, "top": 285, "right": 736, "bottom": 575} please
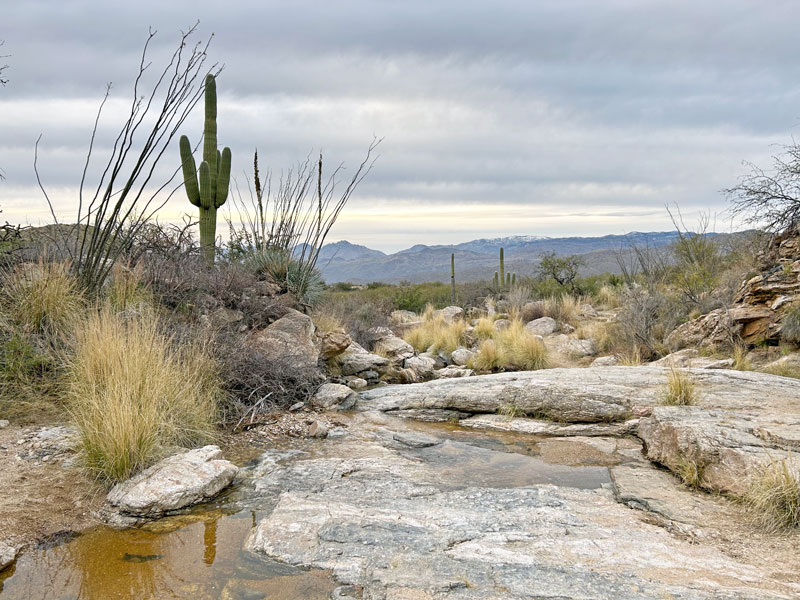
{"left": 0, "top": 414, "right": 620, "bottom": 598}
{"left": 0, "top": 512, "right": 335, "bottom": 600}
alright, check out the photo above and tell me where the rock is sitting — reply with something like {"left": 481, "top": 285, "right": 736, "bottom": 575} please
{"left": 544, "top": 334, "right": 597, "bottom": 357}
{"left": 209, "top": 307, "right": 244, "bottom": 327}
{"left": 591, "top": 355, "right": 619, "bottom": 367}
{"left": 288, "top": 401, "right": 305, "bottom": 412}
{"left": 327, "top": 427, "right": 349, "bottom": 440}
{"left": 402, "top": 356, "right": 436, "bottom": 381}
{"left": 338, "top": 352, "right": 390, "bottom": 376}
{"left": 245, "top": 438, "right": 790, "bottom": 599}
{"left": 373, "top": 335, "right": 414, "bottom": 361}
{"left": 561, "top": 323, "right": 576, "bottom": 334}
{"left": 0, "top": 419, "right": 8, "bottom": 429}
{"left": 311, "top": 383, "right": 357, "bottom": 411}
{"left": 419, "top": 351, "right": 447, "bottom": 369}
{"left": 650, "top": 349, "right": 734, "bottom": 369}
{"left": 525, "top": 316, "right": 557, "bottom": 336}
{"left": 357, "top": 366, "right": 800, "bottom": 425}
{"left": 434, "top": 306, "right": 463, "bottom": 324}
{"left": 392, "top": 431, "right": 441, "bottom": 448}
{"left": 390, "top": 408, "right": 471, "bottom": 422}
{"left": 579, "top": 303, "right": 598, "bottom": 317}
{"left": 460, "top": 414, "right": 640, "bottom": 437}
{"left": 390, "top": 310, "right": 419, "bottom": 324}
{"left": 450, "top": 347, "right": 475, "bottom": 366}
{"left": 344, "top": 377, "right": 368, "bottom": 390}
{"left": 492, "top": 318, "right": 511, "bottom": 331}
{"left": 106, "top": 446, "right": 238, "bottom": 518}
{"left": 319, "top": 331, "right": 352, "bottom": 359}
{"left": 763, "top": 352, "right": 800, "bottom": 371}
{"left": 434, "top": 366, "right": 473, "bottom": 379}
{"left": 0, "top": 540, "right": 18, "bottom": 571}
{"left": 251, "top": 309, "right": 318, "bottom": 370}
{"left": 308, "top": 420, "right": 329, "bottom": 438}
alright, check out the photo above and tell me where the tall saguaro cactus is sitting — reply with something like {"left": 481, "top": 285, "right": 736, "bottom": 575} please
{"left": 450, "top": 253, "right": 456, "bottom": 303}
{"left": 180, "top": 74, "right": 231, "bottom": 264}
{"left": 499, "top": 247, "right": 505, "bottom": 291}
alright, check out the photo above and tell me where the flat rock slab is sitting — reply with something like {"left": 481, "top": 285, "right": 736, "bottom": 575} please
{"left": 358, "top": 366, "right": 800, "bottom": 423}
{"left": 246, "top": 439, "right": 796, "bottom": 599}
{"left": 460, "top": 414, "right": 640, "bottom": 437}
{"left": 106, "top": 445, "right": 238, "bottom": 518}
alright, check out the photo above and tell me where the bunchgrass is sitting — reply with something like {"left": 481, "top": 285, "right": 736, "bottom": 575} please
{"left": 660, "top": 368, "right": 697, "bottom": 405}
{"left": 743, "top": 456, "right": 800, "bottom": 531}
{"left": 674, "top": 455, "right": 704, "bottom": 488}
{"left": 403, "top": 307, "right": 466, "bottom": 353}
{"left": 67, "top": 305, "right": 220, "bottom": 483}
{"left": 732, "top": 343, "right": 753, "bottom": 371}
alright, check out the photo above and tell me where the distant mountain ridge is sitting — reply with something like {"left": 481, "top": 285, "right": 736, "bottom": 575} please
{"left": 316, "top": 231, "right": 707, "bottom": 284}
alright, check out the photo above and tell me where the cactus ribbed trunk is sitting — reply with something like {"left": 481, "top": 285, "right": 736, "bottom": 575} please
{"left": 450, "top": 253, "right": 456, "bottom": 304}
{"left": 199, "top": 205, "right": 217, "bottom": 263}
{"left": 499, "top": 247, "right": 505, "bottom": 291}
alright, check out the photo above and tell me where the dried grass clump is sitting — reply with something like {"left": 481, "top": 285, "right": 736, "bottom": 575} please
{"left": 596, "top": 284, "right": 621, "bottom": 309}
{"left": 743, "top": 456, "right": 800, "bottom": 531}
{"left": 403, "top": 307, "right": 466, "bottom": 354}
{"left": 473, "top": 316, "right": 496, "bottom": 340}
{"left": 618, "top": 347, "right": 644, "bottom": 366}
{"left": 674, "top": 456, "right": 705, "bottom": 488}
{"left": 107, "top": 262, "right": 152, "bottom": 311}
{"left": 732, "top": 343, "right": 753, "bottom": 371}
{"left": 762, "top": 363, "right": 800, "bottom": 380}
{"left": 781, "top": 304, "right": 800, "bottom": 345}
{"left": 540, "top": 294, "right": 579, "bottom": 325}
{"left": 660, "top": 368, "right": 697, "bottom": 405}
{"left": 495, "top": 320, "right": 549, "bottom": 370}
{"left": 470, "top": 339, "right": 509, "bottom": 371}
{"left": 575, "top": 321, "right": 621, "bottom": 355}
{"left": 67, "top": 306, "right": 219, "bottom": 482}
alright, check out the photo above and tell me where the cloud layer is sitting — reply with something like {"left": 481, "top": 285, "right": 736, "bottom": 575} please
{"left": 2, "top": 1, "right": 799, "bottom": 250}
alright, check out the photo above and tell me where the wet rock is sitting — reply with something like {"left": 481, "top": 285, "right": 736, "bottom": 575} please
{"left": 392, "top": 431, "right": 442, "bottom": 448}
{"left": 251, "top": 309, "right": 318, "bottom": 370}
{"left": 311, "top": 384, "right": 357, "bottom": 411}
{"left": 460, "top": 414, "right": 640, "bottom": 437}
{"left": 0, "top": 540, "right": 18, "bottom": 571}
{"left": 106, "top": 446, "right": 238, "bottom": 518}
{"left": 525, "top": 316, "right": 557, "bottom": 336}
{"left": 591, "top": 355, "right": 619, "bottom": 367}
{"left": 450, "top": 347, "right": 474, "bottom": 366}
{"left": 319, "top": 331, "right": 352, "bottom": 359}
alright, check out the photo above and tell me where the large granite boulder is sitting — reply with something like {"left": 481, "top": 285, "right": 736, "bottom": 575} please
{"left": 319, "top": 331, "right": 352, "bottom": 359}
{"left": 106, "top": 446, "right": 238, "bottom": 518}
{"left": 434, "top": 306, "right": 464, "bottom": 324}
{"left": 367, "top": 327, "right": 414, "bottom": 361}
{"left": 251, "top": 309, "right": 318, "bottom": 369}
{"left": 525, "top": 316, "right": 557, "bottom": 336}
{"left": 311, "top": 383, "right": 357, "bottom": 410}
{"left": 338, "top": 351, "right": 390, "bottom": 376}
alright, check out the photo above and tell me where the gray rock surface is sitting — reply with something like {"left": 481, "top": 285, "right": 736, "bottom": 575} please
{"left": 106, "top": 446, "right": 238, "bottom": 517}
{"left": 435, "top": 306, "right": 464, "bottom": 324}
{"left": 338, "top": 351, "right": 390, "bottom": 376}
{"left": 544, "top": 334, "right": 597, "bottom": 357}
{"left": 590, "top": 355, "right": 619, "bottom": 367}
{"left": 251, "top": 309, "right": 318, "bottom": 369}
{"left": 460, "top": 414, "right": 640, "bottom": 437}
{"left": 650, "top": 348, "right": 734, "bottom": 369}
{"left": 311, "top": 383, "right": 357, "bottom": 410}
{"left": 524, "top": 316, "right": 557, "bottom": 336}
{"left": 0, "top": 541, "right": 18, "bottom": 571}
{"left": 245, "top": 435, "right": 794, "bottom": 599}
{"left": 435, "top": 365, "right": 473, "bottom": 379}
{"left": 450, "top": 347, "right": 475, "bottom": 366}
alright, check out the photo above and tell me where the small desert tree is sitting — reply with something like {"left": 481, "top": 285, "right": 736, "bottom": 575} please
{"left": 537, "top": 251, "right": 582, "bottom": 294}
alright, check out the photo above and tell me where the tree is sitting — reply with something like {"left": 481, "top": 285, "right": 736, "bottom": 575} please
{"left": 537, "top": 251, "right": 582, "bottom": 293}
{"left": 727, "top": 140, "right": 800, "bottom": 233}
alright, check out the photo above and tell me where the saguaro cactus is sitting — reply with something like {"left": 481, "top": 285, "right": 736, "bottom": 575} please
{"left": 493, "top": 271, "right": 499, "bottom": 289}
{"left": 450, "top": 253, "right": 456, "bottom": 303}
{"left": 499, "top": 247, "right": 505, "bottom": 290}
{"left": 180, "top": 74, "right": 232, "bottom": 264}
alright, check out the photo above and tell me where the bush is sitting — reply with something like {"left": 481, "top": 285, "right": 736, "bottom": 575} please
{"left": 247, "top": 247, "right": 326, "bottom": 307}
{"left": 496, "top": 320, "right": 549, "bottom": 370}
{"left": 780, "top": 304, "right": 800, "bottom": 344}
{"left": 660, "top": 368, "right": 697, "bottom": 405}
{"left": 471, "top": 339, "right": 508, "bottom": 371}
{"left": 67, "top": 306, "right": 219, "bottom": 482}
{"left": 744, "top": 457, "right": 800, "bottom": 531}
{"left": 404, "top": 310, "right": 466, "bottom": 353}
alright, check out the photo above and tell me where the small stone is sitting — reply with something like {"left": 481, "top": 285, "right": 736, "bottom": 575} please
{"left": 308, "top": 420, "right": 329, "bottom": 438}
{"left": 288, "top": 402, "right": 305, "bottom": 412}
{"left": 0, "top": 420, "right": 8, "bottom": 429}
{"left": 327, "top": 427, "right": 349, "bottom": 440}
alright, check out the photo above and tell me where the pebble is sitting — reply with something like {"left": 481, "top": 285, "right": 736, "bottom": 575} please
{"left": 0, "top": 419, "right": 8, "bottom": 429}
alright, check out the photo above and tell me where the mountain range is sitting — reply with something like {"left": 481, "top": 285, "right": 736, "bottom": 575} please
{"left": 315, "top": 232, "right": 696, "bottom": 284}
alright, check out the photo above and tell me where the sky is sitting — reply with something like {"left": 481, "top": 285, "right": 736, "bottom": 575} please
{"left": 2, "top": 0, "right": 800, "bottom": 252}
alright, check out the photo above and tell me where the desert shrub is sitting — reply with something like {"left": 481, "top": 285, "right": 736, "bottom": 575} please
{"left": 536, "top": 252, "right": 583, "bottom": 294}
{"left": 595, "top": 284, "right": 622, "bottom": 309}
{"left": 575, "top": 321, "right": 622, "bottom": 355}
{"left": 661, "top": 368, "right": 697, "bottom": 406}
{"left": 311, "top": 309, "right": 345, "bottom": 333}
{"left": 539, "top": 294, "right": 579, "bottom": 325}
{"left": 506, "top": 285, "right": 532, "bottom": 318}
{"left": 473, "top": 316, "right": 496, "bottom": 339}
{"left": 470, "top": 339, "right": 508, "bottom": 371}
{"left": 780, "top": 304, "right": 800, "bottom": 344}
{"left": 315, "top": 291, "right": 393, "bottom": 347}
{"left": 2, "top": 260, "right": 83, "bottom": 337}
{"left": 496, "top": 320, "right": 549, "bottom": 370}
{"left": 247, "top": 247, "right": 325, "bottom": 307}
{"left": 743, "top": 456, "right": 800, "bottom": 531}
{"left": 404, "top": 310, "right": 466, "bottom": 354}
{"left": 618, "top": 347, "right": 644, "bottom": 366}
{"left": 107, "top": 262, "right": 152, "bottom": 311}
{"left": 67, "top": 306, "right": 219, "bottom": 482}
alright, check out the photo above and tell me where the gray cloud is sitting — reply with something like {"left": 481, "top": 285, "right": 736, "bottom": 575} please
{"left": 2, "top": 1, "right": 800, "bottom": 250}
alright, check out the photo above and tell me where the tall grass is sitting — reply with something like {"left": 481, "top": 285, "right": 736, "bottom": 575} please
{"left": 660, "top": 368, "right": 697, "bottom": 405}
{"left": 67, "top": 306, "right": 219, "bottom": 482}
{"left": 470, "top": 318, "right": 549, "bottom": 371}
{"left": 404, "top": 308, "right": 466, "bottom": 353}
{"left": 744, "top": 456, "right": 800, "bottom": 531}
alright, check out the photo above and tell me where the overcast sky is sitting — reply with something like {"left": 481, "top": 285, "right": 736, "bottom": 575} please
{"left": 2, "top": 1, "right": 799, "bottom": 252}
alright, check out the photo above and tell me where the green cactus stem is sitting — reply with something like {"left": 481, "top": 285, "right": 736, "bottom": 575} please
{"left": 511, "top": 273, "right": 516, "bottom": 286}
{"left": 180, "top": 74, "right": 232, "bottom": 264}
{"left": 493, "top": 271, "right": 499, "bottom": 289}
{"left": 450, "top": 253, "right": 456, "bottom": 304}
{"left": 499, "top": 247, "right": 505, "bottom": 290}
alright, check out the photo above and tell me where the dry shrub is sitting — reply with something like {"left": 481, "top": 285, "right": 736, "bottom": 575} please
{"left": 473, "top": 316, "right": 496, "bottom": 340}
{"left": 540, "top": 294, "right": 579, "bottom": 325}
{"left": 781, "top": 304, "right": 800, "bottom": 345}
{"left": 506, "top": 285, "right": 532, "bottom": 319}
{"left": 404, "top": 312, "right": 466, "bottom": 354}
{"left": 744, "top": 456, "right": 800, "bottom": 531}
{"left": 2, "top": 260, "right": 83, "bottom": 337}
{"left": 516, "top": 301, "right": 545, "bottom": 323}
{"left": 675, "top": 456, "right": 705, "bottom": 488}
{"left": 732, "top": 343, "right": 753, "bottom": 371}
{"left": 618, "top": 347, "right": 644, "bottom": 366}
{"left": 314, "top": 292, "right": 393, "bottom": 348}
{"left": 108, "top": 262, "right": 152, "bottom": 311}
{"left": 495, "top": 320, "right": 549, "bottom": 370}
{"left": 595, "top": 284, "right": 621, "bottom": 309}
{"left": 311, "top": 309, "right": 345, "bottom": 333}
{"left": 471, "top": 339, "right": 508, "bottom": 371}
{"left": 575, "top": 321, "right": 622, "bottom": 355}
{"left": 67, "top": 306, "right": 219, "bottom": 482}
{"left": 661, "top": 368, "right": 697, "bottom": 405}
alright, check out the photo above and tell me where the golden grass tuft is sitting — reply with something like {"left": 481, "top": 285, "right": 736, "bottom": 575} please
{"left": 761, "top": 363, "right": 800, "bottom": 380}
{"left": 743, "top": 456, "right": 800, "bottom": 531}
{"left": 403, "top": 312, "right": 466, "bottom": 354}
{"left": 473, "top": 316, "right": 496, "bottom": 340}
{"left": 311, "top": 310, "right": 346, "bottom": 334}
{"left": 595, "top": 284, "right": 621, "bottom": 309}
{"left": 540, "top": 294, "right": 579, "bottom": 325}
{"left": 674, "top": 456, "right": 704, "bottom": 488}
{"left": 495, "top": 320, "right": 549, "bottom": 370}
{"left": 732, "top": 343, "right": 753, "bottom": 371}
{"left": 618, "top": 346, "right": 643, "bottom": 366}
{"left": 660, "top": 368, "right": 697, "bottom": 405}
{"left": 107, "top": 262, "right": 151, "bottom": 311}
{"left": 67, "top": 305, "right": 220, "bottom": 482}
{"left": 2, "top": 260, "right": 84, "bottom": 337}
{"left": 470, "top": 339, "right": 509, "bottom": 371}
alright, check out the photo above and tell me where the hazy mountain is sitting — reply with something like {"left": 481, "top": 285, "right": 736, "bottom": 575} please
{"left": 316, "top": 231, "right": 710, "bottom": 284}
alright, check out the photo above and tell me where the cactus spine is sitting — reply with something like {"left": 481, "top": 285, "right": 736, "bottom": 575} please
{"left": 499, "top": 247, "right": 505, "bottom": 290}
{"left": 180, "top": 74, "right": 231, "bottom": 264}
{"left": 450, "top": 253, "right": 456, "bottom": 304}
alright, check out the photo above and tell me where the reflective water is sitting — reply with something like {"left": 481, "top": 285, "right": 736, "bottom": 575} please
{"left": 0, "top": 415, "right": 622, "bottom": 599}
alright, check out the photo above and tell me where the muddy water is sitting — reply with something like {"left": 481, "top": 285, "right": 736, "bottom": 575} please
{"left": 0, "top": 417, "right": 620, "bottom": 599}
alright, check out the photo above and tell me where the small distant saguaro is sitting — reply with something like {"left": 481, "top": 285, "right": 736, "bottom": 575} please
{"left": 450, "top": 253, "right": 456, "bottom": 303}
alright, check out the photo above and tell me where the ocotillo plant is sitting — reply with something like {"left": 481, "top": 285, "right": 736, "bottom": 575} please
{"left": 499, "top": 247, "right": 505, "bottom": 290}
{"left": 180, "top": 74, "right": 232, "bottom": 264}
{"left": 450, "top": 253, "right": 456, "bottom": 304}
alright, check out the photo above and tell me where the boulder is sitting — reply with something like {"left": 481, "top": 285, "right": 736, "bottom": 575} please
{"left": 544, "top": 334, "right": 597, "bottom": 357}
{"left": 450, "top": 347, "right": 475, "bottom": 366}
{"left": 650, "top": 349, "right": 734, "bottom": 369}
{"left": 434, "top": 306, "right": 464, "bottom": 324}
{"left": 251, "top": 309, "right": 318, "bottom": 369}
{"left": 311, "top": 383, "right": 357, "bottom": 410}
{"left": 0, "top": 541, "right": 18, "bottom": 571}
{"left": 493, "top": 318, "right": 511, "bottom": 331}
{"left": 390, "top": 310, "right": 419, "bottom": 324}
{"left": 338, "top": 352, "right": 390, "bottom": 376}
{"left": 319, "top": 331, "right": 352, "bottom": 359}
{"left": 372, "top": 334, "right": 414, "bottom": 362}
{"left": 106, "top": 446, "right": 238, "bottom": 518}
{"left": 419, "top": 351, "right": 447, "bottom": 369}
{"left": 403, "top": 355, "right": 436, "bottom": 380}
{"left": 591, "top": 355, "right": 620, "bottom": 367}
{"left": 434, "top": 366, "right": 473, "bottom": 378}
{"left": 344, "top": 376, "right": 368, "bottom": 390}
{"left": 579, "top": 303, "right": 598, "bottom": 318}
{"left": 525, "top": 316, "right": 557, "bottom": 336}
{"left": 308, "top": 420, "right": 329, "bottom": 438}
